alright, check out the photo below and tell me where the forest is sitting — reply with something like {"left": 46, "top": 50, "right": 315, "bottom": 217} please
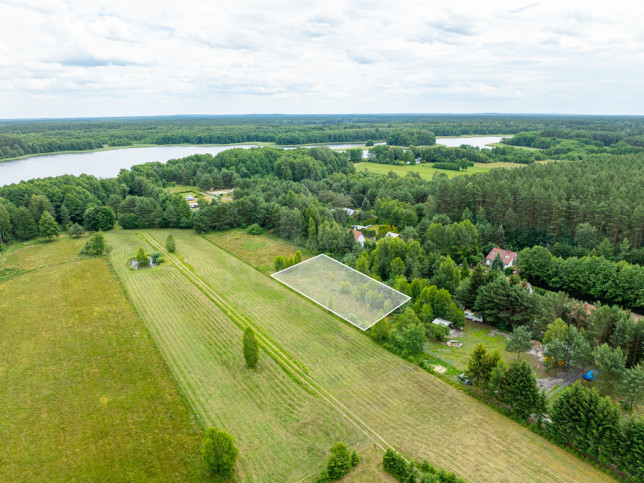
{"left": 3, "top": 114, "right": 644, "bottom": 160}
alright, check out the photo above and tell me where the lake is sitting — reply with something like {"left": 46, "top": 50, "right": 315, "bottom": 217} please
{"left": 0, "top": 138, "right": 506, "bottom": 187}
{"left": 0, "top": 145, "right": 258, "bottom": 187}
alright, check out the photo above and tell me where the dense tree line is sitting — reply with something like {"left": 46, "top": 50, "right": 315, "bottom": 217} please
{"left": 4, "top": 114, "right": 644, "bottom": 159}
{"left": 517, "top": 246, "right": 644, "bottom": 311}
{"left": 365, "top": 143, "right": 544, "bottom": 166}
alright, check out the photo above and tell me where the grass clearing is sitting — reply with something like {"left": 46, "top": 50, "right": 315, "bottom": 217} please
{"left": 205, "top": 228, "right": 314, "bottom": 273}
{"left": 353, "top": 161, "right": 528, "bottom": 179}
{"left": 0, "top": 237, "right": 207, "bottom": 481}
{"left": 106, "top": 230, "right": 378, "bottom": 482}
{"left": 142, "top": 229, "right": 611, "bottom": 482}
{"left": 425, "top": 320, "right": 548, "bottom": 378}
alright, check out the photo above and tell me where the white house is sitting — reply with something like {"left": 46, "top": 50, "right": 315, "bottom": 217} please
{"left": 189, "top": 202, "right": 199, "bottom": 209}
{"left": 485, "top": 247, "right": 518, "bottom": 269}
{"left": 185, "top": 195, "right": 195, "bottom": 201}
{"left": 351, "top": 229, "right": 366, "bottom": 246}
{"left": 342, "top": 207, "right": 357, "bottom": 216}
{"left": 385, "top": 232, "right": 400, "bottom": 239}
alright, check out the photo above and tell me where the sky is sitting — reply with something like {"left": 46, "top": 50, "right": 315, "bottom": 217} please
{"left": 1, "top": 0, "right": 644, "bottom": 118}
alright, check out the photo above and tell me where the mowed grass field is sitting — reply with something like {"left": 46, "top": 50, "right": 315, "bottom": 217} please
{"left": 206, "top": 228, "right": 314, "bottom": 273}
{"left": 353, "top": 161, "right": 525, "bottom": 179}
{"left": 0, "top": 237, "right": 207, "bottom": 481}
{"left": 124, "top": 229, "right": 612, "bottom": 482}
{"left": 106, "top": 230, "right": 381, "bottom": 482}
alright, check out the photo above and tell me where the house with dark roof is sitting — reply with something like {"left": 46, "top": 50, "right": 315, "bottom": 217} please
{"left": 485, "top": 247, "right": 518, "bottom": 269}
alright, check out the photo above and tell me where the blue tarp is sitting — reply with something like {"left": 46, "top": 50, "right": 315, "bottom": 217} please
{"left": 583, "top": 370, "right": 598, "bottom": 381}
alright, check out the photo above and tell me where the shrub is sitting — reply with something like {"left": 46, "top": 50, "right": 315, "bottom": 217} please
{"left": 68, "top": 223, "right": 84, "bottom": 238}
{"left": 166, "top": 234, "right": 176, "bottom": 252}
{"left": 383, "top": 449, "right": 409, "bottom": 481}
{"left": 246, "top": 223, "right": 263, "bottom": 235}
{"left": 79, "top": 232, "right": 106, "bottom": 256}
{"left": 350, "top": 450, "right": 360, "bottom": 467}
{"left": 135, "top": 247, "right": 149, "bottom": 267}
{"left": 326, "top": 442, "right": 352, "bottom": 480}
{"left": 201, "top": 427, "right": 239, "bottom": 477}
{"left": 242, "top": 327, "right": 259, "bottom": 368}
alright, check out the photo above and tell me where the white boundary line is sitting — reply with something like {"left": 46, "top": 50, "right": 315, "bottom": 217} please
{"left": 272, "top": 254, "right": 410, "bottom": 331}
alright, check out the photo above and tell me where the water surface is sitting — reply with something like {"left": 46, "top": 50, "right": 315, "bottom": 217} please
{"left": 0, "top": 145, "right": 257, "bottom": 186}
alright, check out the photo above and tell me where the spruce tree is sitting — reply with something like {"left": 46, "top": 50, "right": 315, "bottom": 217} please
{"left": 467, "top": 343, "right": 488, "bottom": 383}
{"left": 499, "top": 360, "right": 541, "bottom": 421}
{"left": 620, "top": 362, "right": 644, "bottom": 409}
{"left": 243, "top": 327, "right": 259, "bottom": 368}
{"left": 490, "top": 252, "right": 505, "bottom": 271}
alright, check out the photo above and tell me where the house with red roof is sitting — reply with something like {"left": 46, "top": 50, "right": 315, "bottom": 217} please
{"left": 351, "top": 228, "right": 366, "bottom": 246}
{"left": 485, "top": 247, "right": 518, "bottom": 269}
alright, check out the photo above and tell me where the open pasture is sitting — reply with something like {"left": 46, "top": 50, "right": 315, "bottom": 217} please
{"left": 205, "top": 228, "right": 313, "bottom": 273}
{"left": 0, "top": 237, "right": 207, "bottom": 481}
{"left": 141, "top": 229, "right": 612, "bottom": 483}
{"left": 353, "top": 161, "right": 522, "bottom": 179}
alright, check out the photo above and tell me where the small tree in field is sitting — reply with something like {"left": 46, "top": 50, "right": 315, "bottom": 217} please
{"left": 39, "top": 211, "right": 59, "bottom": 240}
{"left": 80, "top": 232, "right": 106, "bottom": 256}
{"left": 136, "top": 247, "right": 149, "bottom": 267}
{"left": 506, "top": 326, "right": 533, "bottom": 360}
{"left": 68, "top": 223, "right": 84, "bottom": 238}
{"left": 166, "top": 234, "right": 176, "bottom": 253}
{"left": 201, "top": 427, "right": 238, "bottom": 478}
{"left": 326, "top": 442, "right": 352, "bottom": 480}
{"left": 243, "top": 327, "right": 259, "bottom": 368}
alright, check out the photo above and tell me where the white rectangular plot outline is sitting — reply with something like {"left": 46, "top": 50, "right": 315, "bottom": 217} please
{"left": 271, "top": 254, "right": 410, "bottom": 330}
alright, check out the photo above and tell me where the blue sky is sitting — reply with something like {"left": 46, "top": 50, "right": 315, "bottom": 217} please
{"left": 1, "top": 0, "right": 643, "bottom": 118}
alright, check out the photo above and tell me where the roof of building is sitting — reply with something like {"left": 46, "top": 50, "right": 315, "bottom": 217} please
{"left": 431, "top": 318, "right": 453, "bottom": 327}
{"left": 351, "top": 229, "right": 365, "bottom": 242}
{"left": 486, "top": 247, "right": 518, "bottom": 262}
{"left": 386, "top": 232, "right": 400, "bottom": 238}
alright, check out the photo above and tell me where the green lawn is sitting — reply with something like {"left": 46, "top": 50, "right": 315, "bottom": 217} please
{"left": 122, "top": 229, "right": 611, "bottom": 482}
{"left": 425, "top": 320, "right": 548, "bottom": 378}
{"left": 353, "top": 161, "right": 526, "bottom": 180}
{"left": 0, "top": 237, "right": 207, "bottom": 481}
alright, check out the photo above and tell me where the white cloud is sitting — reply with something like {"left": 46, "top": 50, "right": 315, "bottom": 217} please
{"left": 0, "top": 0, "right": 643, "bottom": 117}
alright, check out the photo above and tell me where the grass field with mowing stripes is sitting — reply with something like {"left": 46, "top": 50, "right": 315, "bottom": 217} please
{"left": 143, "top": 229, "right": 611, "bottom": 483}
{"left": 106, "top": 230, "right": 386, "bottom": 481}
